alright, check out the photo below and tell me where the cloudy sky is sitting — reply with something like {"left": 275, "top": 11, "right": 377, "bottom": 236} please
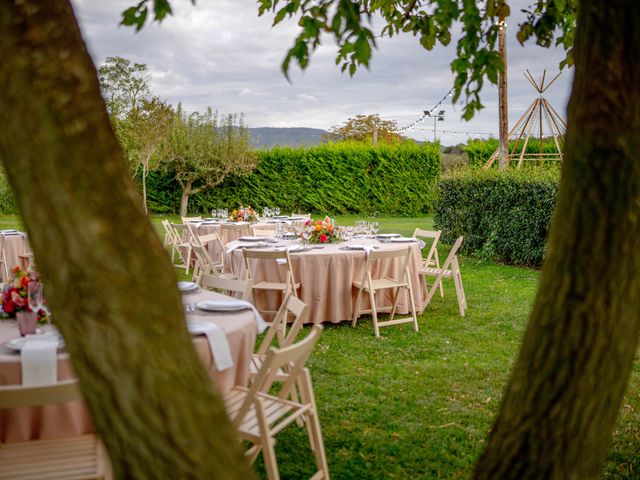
{"left": 70, "top": 0, "right": 573, "bottom": 146}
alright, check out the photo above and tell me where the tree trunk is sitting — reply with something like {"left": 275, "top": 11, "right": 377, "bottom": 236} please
{"left": 142, "top": 156, "right": 148, "bottom": 215}
{"left": 0, "top": 2, "right": 254, "bottom": 478}
{"left": 179, "top": 179, "right": 193, "bottom": 217}
{"left": 474, "top": 1, "right": 640, "bottom": 478}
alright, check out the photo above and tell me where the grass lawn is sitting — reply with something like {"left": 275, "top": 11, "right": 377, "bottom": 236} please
{"left": 2, "top": 214, "right": 639, "bottom": 478}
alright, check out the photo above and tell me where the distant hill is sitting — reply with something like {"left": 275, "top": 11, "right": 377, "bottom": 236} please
{"left": 248, "top": 127, "right": 328, "bottom": 149}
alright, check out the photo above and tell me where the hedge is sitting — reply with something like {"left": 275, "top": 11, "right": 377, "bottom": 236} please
{"left": 433, "top": 166, "right": 560, "bottom": 267}
{"left": 149, "top": 142, "right": 441, "bottom": 216}
{"left": 465, "top": 138, "right": 562, "bottom": 167}
{"left": 0, "top": 172, "right": 16, "bottom": 215}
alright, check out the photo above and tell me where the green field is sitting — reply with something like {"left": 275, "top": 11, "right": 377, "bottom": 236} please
{"left": 3, "top": 214, "right": 638, "bottom": 478}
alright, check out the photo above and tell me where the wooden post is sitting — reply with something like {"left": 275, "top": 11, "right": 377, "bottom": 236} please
{"left": 498, "top": 20, "right": 509, "bottom": 169}
{"left": 372, "top": 124, "right": 378, "bottom": 146}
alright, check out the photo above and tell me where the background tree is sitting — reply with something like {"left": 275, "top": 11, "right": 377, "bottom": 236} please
{"left": 324, "top": 113, "right": 404, "bottom": 144}
{"left": 161, "top": 106, "right": 256, "bottom": 216}
{"left": 98, "top": 56, "right": 150, "bottom": 119}
{"left": 120, "top": 97, "right": 173, "bottom": 213}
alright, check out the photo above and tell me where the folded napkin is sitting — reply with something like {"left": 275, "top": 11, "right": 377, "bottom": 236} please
{"left": 21, "top": 334, "right": 59, "bottom": 386}
{"left": 197, "top": 299, "right": 267, "bottom": 333}
{"left": 188, "top": 321, "right": 233, "bottom": 371}
{"left": 348, "top": 244, "right": 376, "bottom": 255}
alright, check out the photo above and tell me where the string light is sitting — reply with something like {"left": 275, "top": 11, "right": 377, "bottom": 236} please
{"left": 396, "top": 86, "right": 456, "bottom": 133}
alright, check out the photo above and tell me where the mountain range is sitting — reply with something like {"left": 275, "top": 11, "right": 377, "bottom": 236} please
{"left": 248, "top": 127, "right": 329, "bottom": 149}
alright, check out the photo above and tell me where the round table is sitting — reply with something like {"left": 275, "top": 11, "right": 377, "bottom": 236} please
{"left": 0, "top": 291, "right": 258, "bottom": 443}
{"left": 2, "top": 233, "right": 31, "bottom": 281}
{"left": 225, "top": 239, "right": 428, "bottom": 324}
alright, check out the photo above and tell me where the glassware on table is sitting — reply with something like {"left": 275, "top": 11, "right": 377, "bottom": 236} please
{"left": 274, "top": 207, "right": 281, "bottom": 216}
{"left": 344, "top": 226, "right": 354, "bottom": 244}
{"left": 371, "top": 222, "right": 380, "bottom": 235}
{"left": 301, "top": 228, "right": 312, "bottom": 245}
{"left": 28, "top": 280, "right": 50, "bottom": 327}
{"left": 263, "top": 207, "right": 271, "bottom": 219}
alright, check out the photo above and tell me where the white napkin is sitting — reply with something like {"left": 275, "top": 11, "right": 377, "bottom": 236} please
{"left": 197, "top": 300, "right": 267, "bottom": 333}
{"left": 188, "top": 321, "right": 233, "bottom": 371}
{"left": 21, "top": 335, "right": 58, "bottom": 386}
{"left": 348, "top": 244, "right": 376, "bottom": 255}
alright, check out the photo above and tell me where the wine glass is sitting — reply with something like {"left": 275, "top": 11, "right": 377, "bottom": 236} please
{"left": 371, "top": 222, "right": 380, "bottom": 236}
{"left": 263, "top": 207, "right": 271, "bottom": 220}
{"left": 301, "top": 228, "right": 312, "bottom": 245}
{"left": 28, "top": 281, "right": 49, "bottom": 327}
{"left": 274, "top": 207, "right": 281, "bottom": 216}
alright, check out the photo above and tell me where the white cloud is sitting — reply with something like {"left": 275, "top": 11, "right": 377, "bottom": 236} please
{"left": 70, "top": 0, "right": 572, "bottom": 145}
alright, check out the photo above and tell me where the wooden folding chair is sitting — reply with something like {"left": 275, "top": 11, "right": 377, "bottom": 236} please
{"left": 421, "top": 236, "right": 467, "bottom": 317}
{"left": 412, "top": 228, "right": 444, "bottom": 298}
{"left": 220, "top": 223, "right": 251, "bottom": 244}
{"left": 181, "top": 216, "right": 202, "bottom": 223}
{"left": 190, "top": 244, "right": 225, "bottom": 281}
{"left": 170, "top": 223, "right": 194, "bottom": 274}
{"left": 0, "top": 379, "right": 113, "bottom": 480}
{"left": 243, "top": 249, "right": 300, "bottom": 316}
{"left": 197, "top": 272, "right": 252, "bottom": 301}
{"left": 198, "top": 232, "right": 226, "bottom": 268}
{"left": 351, "top": 247, "right": 419, "bottom": 338}
{"left": 224, "top": 325, "right": 329, "bottom": 480}
{"left": 250, "top": 293, "right": 309, "bottom": 379}
{"left": 0, "top": 235, "right": 10, "bottom": 281}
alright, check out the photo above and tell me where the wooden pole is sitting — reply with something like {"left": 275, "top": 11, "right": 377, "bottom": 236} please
{"left": 498, "top": 20, "right": 509, "bottom": 169}
{"left": 372, "top": 124, "right": 378, "bottom": 146}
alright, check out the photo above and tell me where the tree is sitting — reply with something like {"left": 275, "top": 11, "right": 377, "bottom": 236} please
{"left": 120, "top": 97, "right": 173, "bottom": 213}
{"left": 324, "top": 114, "right": 404, "bottom": 144}
{"left": 161, "top": 106, "right": 256, "bottom": 216}
{"left": 98, "top": 56, "right": 150, "bottom": 118}
{"left": 0, "top": 2, "right": 254, "bottom": 478}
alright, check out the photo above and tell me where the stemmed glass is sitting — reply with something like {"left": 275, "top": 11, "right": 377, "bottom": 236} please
{"left": 371, "top": 222, "right": 380, "bottom": 236}
{"left": 28, "top": 281, "right": 50, "bottom": 327}
{"left": 301, "top": 228, "right": 312, "bottom": 245}
{"left": 263, "top": 207, "right": 271, "bottom": 220}
{"left": 274, "top": 207, "right": 281, "bottom": 216}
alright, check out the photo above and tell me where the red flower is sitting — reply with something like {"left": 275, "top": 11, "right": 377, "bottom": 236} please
{"left": 19, "top": 275, "right": 29, "bottom": 288}
{"left": 11, "top": 265, "right": 21, "bottom": 274}
{"left": 319, "top": 234, "right": 328, "bottom": 243}
{"left": 3, "top": 300, "right": 15, "bottom": 313}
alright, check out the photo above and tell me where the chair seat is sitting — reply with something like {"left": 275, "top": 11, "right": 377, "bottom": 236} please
{"left": 0, "top": 434, "right": 105, "bottom": 480}
{"left": 419, "top": 267, "right": 453, "bottom": 277}
{"left": 353, "top": 278, "right": 407, "bottom": 291}
{"left": 224, "top": 387, "right": 309, "bottom": 440}
{"left": 253, "top": 281, "right": 301, "bottom": 291}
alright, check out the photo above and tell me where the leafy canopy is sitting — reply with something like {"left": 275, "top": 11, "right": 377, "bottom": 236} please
{"left": 121, "top": 1, "right": 577, "bottom": 120}
{"left": 325, "top": 114, "right": 404, "bottom": 143}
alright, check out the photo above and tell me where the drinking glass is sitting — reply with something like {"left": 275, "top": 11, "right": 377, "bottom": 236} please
{"left": 263, "top": 207, "right": 271, "bottom": 219}
{"left": 274, "top": 207, "right": 281, "bottom": 216}
{"left": 28, "top": 281, "right": 49, "bottom": 326}
{"left": 371, "top": 222, "right": 380, "bottom": 235}
{"left": 301, "top": 228, "right": 312, "bottom": 245}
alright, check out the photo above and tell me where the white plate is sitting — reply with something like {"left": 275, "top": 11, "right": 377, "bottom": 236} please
{"left": 6, "top": 334, "right": 65, "bottom": 352}
{"left": 177, "top": 281, "right": 199, "bottom": 293}
{"left": 376, "top": 233, "right": 402, "bottom": 238}
{"left": 239, "top": 236, "right": 267, "bottom": 242}
{"left": 196, "top": 300, "right": 250, "bottom": 312}
{"left": 389, "top": 237, "right": 417, "bottom": 243}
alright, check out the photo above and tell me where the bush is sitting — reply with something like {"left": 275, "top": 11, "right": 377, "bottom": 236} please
{"left": 152, "top": 142, "right": 441, "bottom": 216}
{"left": 433, "top": 166, "right": 560, "bottom": 267}
{"left": 0, "top": 171, "right": 17, "bottom": 215}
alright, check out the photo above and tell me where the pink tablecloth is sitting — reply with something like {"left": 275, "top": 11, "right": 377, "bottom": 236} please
{"left": 2, "top": 234, "right": 31, "bottom": 281}
{"left": 0, "top": 291, "right": 258, "bottom": 443}
{"left": 226, "top": 240, "right": 428, "bottom": 323}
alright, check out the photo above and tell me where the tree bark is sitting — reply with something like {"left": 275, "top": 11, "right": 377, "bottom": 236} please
{"left": 179, "top": 179, "right": 193, "bottom": 217}
{"left": 0, "top": 2, "right": 254, "bottom": 478}
{"left": 474, "top": 1, "right": 640, "bottom": 478}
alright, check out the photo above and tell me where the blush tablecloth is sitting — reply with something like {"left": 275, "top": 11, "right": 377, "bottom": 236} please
{"left": 0, "top": 291, "right": 257, "bottom": 444}
{"left": 226, "top": 240, "right": 428, "bottom": 324}
{"left": 2, "top": 234, "right": 31, "bottom": 281}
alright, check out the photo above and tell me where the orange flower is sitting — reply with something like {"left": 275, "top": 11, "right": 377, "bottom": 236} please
{"left": 315, "top": 224, "right": 322, "bottom": 232}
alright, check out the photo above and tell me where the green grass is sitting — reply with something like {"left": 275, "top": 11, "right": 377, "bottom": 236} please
{"left": 3, "top": 214, "right": 639, "bottom": 478}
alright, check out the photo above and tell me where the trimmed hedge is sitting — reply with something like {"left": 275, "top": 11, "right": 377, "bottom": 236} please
{"left": 465, "top": 138, "right": 562, "bottom": 167}
{"left": 433, "top": 166, "right": 560, "bottom": 267}
{"left": 0, "top": 172, "right": 16, "bottom": 215}
{"left": 149, "top": 142, "right": 441, "bottom": 216}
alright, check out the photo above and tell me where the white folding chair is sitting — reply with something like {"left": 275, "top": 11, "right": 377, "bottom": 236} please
{"left": 412, "top": 228, "right": 444, "bottom": 297}
{"left": 197, "top": 272, "right": 252, "bottom": 301}
{"left": 170, "top": 223, "right": 193, "bottom": 274}
{"left": 190, "top": 244, "right": 225, "bottom": 281}
{"left": 243, "top": 249, "right": 300, "bottom": 317}
{"left": 0, "top": 235, "right": 10, "bottom": 281}
{"left": 351, "top": 247, "right": 419, "bottom": 338}
{"left": 181, "top": 216, "right": 202, "bottom": 223}
{"left": 0, "top": 379, "right": 113, "bottom": 480}
{"left": 224, "top": 325, "right": 329, "bottom": 480}
{"left": 220, "top": 223, "right": 251, "bottom": 244}
{"left": 197, "top": 232, "right": 226, "bottom": 270}
{"left": 421, "top": 236, "right": 467, "bottom": 316}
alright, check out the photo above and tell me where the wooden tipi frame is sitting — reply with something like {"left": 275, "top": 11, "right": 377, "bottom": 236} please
{"left": 484, "top": 70, "right": 566, "bottom": 169}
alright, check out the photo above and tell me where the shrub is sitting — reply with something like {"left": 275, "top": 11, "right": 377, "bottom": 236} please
{"left": 0, "top": 171, "right": 17, "bottom": 215}
{"left": 151, "top": 142, "right": 441, "bottom": 216}
{"left": 433, "top": 166, "right": 560, "bottom": 267}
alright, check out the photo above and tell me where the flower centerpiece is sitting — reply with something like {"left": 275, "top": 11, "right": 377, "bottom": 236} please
{"left": 304, "top": 217, "right": 339, "bottom": 244}
{"left": 228, "top": 205, "right": 259, "bottom": 222}
{"left": 0, "top": 266, "right": 47, "bottom": 323}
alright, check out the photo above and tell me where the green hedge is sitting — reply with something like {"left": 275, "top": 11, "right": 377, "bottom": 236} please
{"left": 0, "top": 172, "right": 17, "bottom": 215}
{"left": 150, "top": 142, "right": 441, "bottom": 216}
{"left": 433, "top": 166, "right": 560, "bottom": 267}
{"left": 465, "top": 138, "right": 562, "bottom": 167}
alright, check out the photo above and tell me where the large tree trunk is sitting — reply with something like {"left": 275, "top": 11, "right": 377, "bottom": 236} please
{"left": 142, "top": 157, "right": 148, "bottom": 215}
{"left": 474, "top": 1, "right": 640, "bottom": 477}
{"left": 0, "top": 1, "right": 254, "bottom": 478}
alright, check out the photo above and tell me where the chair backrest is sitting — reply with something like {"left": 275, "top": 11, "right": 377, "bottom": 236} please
{"left": 198, "top": 232, "right": 224, "bottom": 262}
{"left": 0, "top": 379, "right": 81, "bottom": 409}
{"left": 358, "top": 247, "right": 412, "bottom": 286}
{"left": 256, "top": 294, "right": 309, "bottom": 356}
{"left": 198, "top": 273, "right": 252, "bottom": 301}
{"left": 181, "top": 216, "right": 202, "bottom": 223}
{"left": 250, "top": 225, "right": 277, "bottom": 237}
{"left": 184, "top": 221, "right": 202, "bottom": 247}
{"left": 440, "top": 236, "right": 464, "bottom": 272}
{"left": 413, "top": 228, "right": 442, "bottom": 266}
{"left": 243, "top": 248, "right": 297, "bottom": 287}
{"left": 233, "top": 324, "right": 323, "bottom": 428}
{"left": 192, "top": 243, "right": 220, "bottom": 276}
{"left": 221, "top": 223, "right": 251, "bottom": 244}
{"left": 161, "top": 220, "right": 177, "bottom": 244}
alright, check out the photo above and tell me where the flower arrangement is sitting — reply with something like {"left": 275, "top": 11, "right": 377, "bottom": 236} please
{"left": 304, "top": 216, "right": 339, "bottom": 244}
{"left": 228, "top": 205, "right": 259, "bottom": 222}
{"left": 0, "top": 266, "right": 47, "bottom": 323}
